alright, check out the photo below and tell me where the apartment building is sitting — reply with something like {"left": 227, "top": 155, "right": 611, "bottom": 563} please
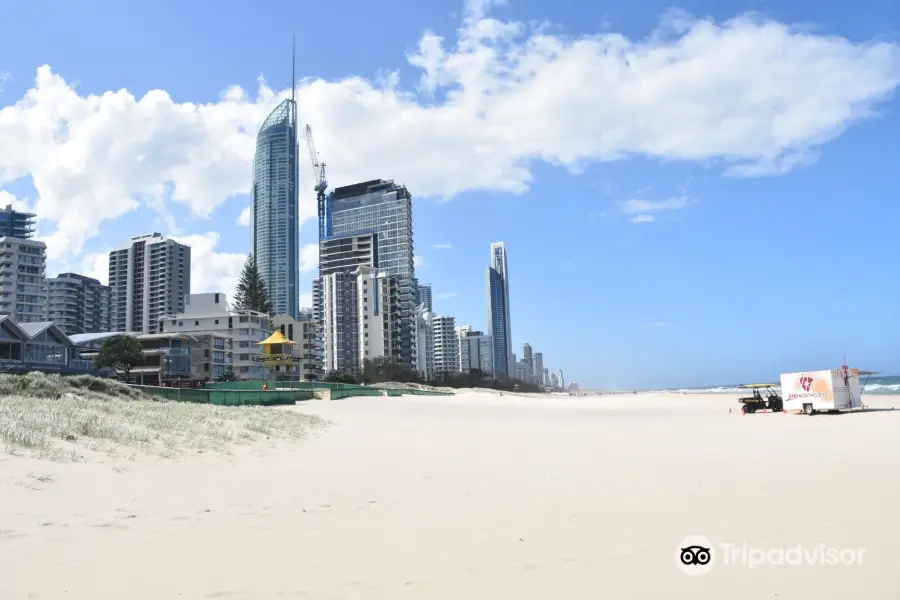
{"left": 322, "top": 265, "right": 402, "bottom": 373}
{"left": 44, "top": 273, "right": 111, "bottom": 335}
{"left": 431, "top": 315, "right": 459, "bottom": 378}
{"left": 0, "top": 204, "right": 36, "bottom": 239}
{"left": 158, "top": 292, "right": 269, "bottom": 379}
{"left": 329, "top": 179, "right": 417, "bottom": 367}
{"left": 189, "top": 333, "right": 234, "bottom": 381}
{"left": 414, "top": 306, "right": 434, "bottom": 381}
{"left": 0, "top": 236, "right": 47, "bottom": 323}
{"left": 457, "top": 326, "right": 494, "bottom": 375}
{"left": 109, "top": 233, "right": 190, "bottom": 334}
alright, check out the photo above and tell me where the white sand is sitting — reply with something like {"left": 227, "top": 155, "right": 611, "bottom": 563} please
{"left": 2, "top": 391, "right": 899, "bottom": 599}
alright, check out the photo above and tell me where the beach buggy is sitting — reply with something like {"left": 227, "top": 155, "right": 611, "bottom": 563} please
{"left": 737, "top": 383, "right": 783, "bottom": 414}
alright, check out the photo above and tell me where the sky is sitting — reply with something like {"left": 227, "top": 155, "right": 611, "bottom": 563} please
{"left": 1, "top": 0, "right": 899, "bottom": 390}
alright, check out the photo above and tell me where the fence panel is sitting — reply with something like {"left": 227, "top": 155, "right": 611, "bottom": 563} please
{"left": 132, "top": 385, "right": 313, "bottom": 405}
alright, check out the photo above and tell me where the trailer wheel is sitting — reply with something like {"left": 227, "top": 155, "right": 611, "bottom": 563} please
{"left": 803, "top": 403, "right": 815, "bottom": 416}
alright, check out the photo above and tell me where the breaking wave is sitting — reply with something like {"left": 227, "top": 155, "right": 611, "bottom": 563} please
{"left": 661, "top": 376, "right": 900, "bottom": 395}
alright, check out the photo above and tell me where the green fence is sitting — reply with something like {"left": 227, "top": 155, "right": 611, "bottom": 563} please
{"left": 203, "top": 379, "right": 455, "bottom": 398}
{"left": 131, "top": 385, "right": 314, "bottom": 406}
{"left": 331, "top": 387, "right": 385, "bottom": 400}
{"left": 204, "top": 380, "right": 269, "bottom": 391}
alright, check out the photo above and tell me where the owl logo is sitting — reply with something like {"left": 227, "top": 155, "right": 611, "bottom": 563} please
{"left": 680, "top": 545, "right": 712, "bottom": 566}
{"left": 675, "top": 536, "right": 715, "bottom": 575}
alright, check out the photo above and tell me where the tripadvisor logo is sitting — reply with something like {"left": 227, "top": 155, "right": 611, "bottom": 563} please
{"left": 675, "top": 536, "right": 866, "bottom": 575}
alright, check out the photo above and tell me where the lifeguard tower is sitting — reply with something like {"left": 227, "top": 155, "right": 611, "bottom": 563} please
{"left": 255, "top": 330, "right": 302, "bottom": 386}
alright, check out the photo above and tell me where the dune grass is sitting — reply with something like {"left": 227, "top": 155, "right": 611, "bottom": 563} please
{"left": 0, "top": 372, "right": 328, "bottom": 461}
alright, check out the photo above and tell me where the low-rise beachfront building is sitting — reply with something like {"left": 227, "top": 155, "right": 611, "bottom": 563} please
{"left": 158, "top": 292, "right": 269, "bottom": 380}
{"left": 70, "top": 331, "right": 193, "bottom": 385}
{"left": 189, "top": 333, "right": 233, "bottom": 382}
{"left": 0, "top": 317, "right": 94, "bottom": 374}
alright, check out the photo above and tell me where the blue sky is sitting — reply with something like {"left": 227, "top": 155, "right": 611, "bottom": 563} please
{"left": 1, "top": 0, "right": 899, "bottom": 389}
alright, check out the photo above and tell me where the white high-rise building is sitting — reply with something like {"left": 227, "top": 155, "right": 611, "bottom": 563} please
{"left": 159, "top": 292, "right": 267, "bottom": 379}
{"left": 456, "top": 325, "right": 493, "bottom": 375}
{"left": 109, "top": 233, "right": 191, "bottom": 334}
{"left": 431, "top": 315, "right": 459, "bottom": 378}
{"left": 415, "top": 306, "right": 434, "bottom": 380}
{"left": 532, "top": 351, "right": 544, "bottom": 386}
{"left": 0, "top": 236, "right": 46, "bottom": 323}
{"left": 322, "top": 265, "right": 402, "bottom": 373}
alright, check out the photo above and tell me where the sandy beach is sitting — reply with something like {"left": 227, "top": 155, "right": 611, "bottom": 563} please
{"left": 2, "top": 390, "right": 900, "bottom": 599}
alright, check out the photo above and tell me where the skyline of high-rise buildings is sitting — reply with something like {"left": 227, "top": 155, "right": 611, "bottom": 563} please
{"left": 0, "top": 64, "right": 563, "bottom": 383}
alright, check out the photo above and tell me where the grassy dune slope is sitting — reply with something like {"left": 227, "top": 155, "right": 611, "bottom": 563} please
{"left": 0, "top": 372, "right": 327, "bottom": 460}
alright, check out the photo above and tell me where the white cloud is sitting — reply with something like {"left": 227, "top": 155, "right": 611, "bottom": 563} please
{"left": 435, "top": 292, "right": 459, "bottom": 300}
{"left": 1, "top": 5, "right": 898, "bottom": 276}
{"left": 237, "top": 206, "right": 251, "bottom": 226}
{"left": 414, "top": 255, "right": 426, "bottom": 268}
{"left": 431, "top": 242, "right": 452, "bottom": 249}
{"left": 78, "top": 249, "right": 111, "bottom": 284}
{"left": 300, "top": 243, "right": 319, "bottom": 273}
{"left": 299, "top": 292, "right": 313, "bottom": 309}
{"left": 0, "top": 190, "right": 32, "bottom": 213}
{"left": 170, "top": 232, "right": 246, "bottom": 295}
{"left": 629, "top": 214, "right": 655, "bottom": 224}
{"left": 619, "top": 196, "right": 692, "bottom": 215}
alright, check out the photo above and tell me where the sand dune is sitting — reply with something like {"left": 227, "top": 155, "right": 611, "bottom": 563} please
{"left": 2, "top": 391, "right": 899, "bottom": 599}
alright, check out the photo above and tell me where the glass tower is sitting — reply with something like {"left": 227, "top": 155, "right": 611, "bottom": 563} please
{"left": 487, "top": 242, "right": 512, "bottom": 377}
{"left": 329, "top": 179, "right": 416, "bottom": 366}
{"left": 251, "top": 98, "right": 300, "bottom": 319}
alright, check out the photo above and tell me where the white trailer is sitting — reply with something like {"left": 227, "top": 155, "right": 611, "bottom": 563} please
{"left": 780, "top": 369, "right": 869, "bottom": 415}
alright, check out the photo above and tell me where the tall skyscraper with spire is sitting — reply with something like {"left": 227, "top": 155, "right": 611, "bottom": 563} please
{"left": 487, "top": 241, "right": 513, "bottom": 377}
{"left": 250, "top": 37, "right": 300, "bottom": 319}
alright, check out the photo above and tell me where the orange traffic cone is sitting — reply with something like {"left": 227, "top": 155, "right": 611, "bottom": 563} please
{"left": 729, "top": 407, "right": 732, "bottom": 414}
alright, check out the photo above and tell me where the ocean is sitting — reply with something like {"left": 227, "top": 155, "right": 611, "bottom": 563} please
{"left": 662, "top": 374, "right": 900, "bottom": 395}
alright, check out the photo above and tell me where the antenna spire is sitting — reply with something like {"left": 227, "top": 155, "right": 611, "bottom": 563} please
{"left": 291, "top": 34, "right": 296, "bottom": 105}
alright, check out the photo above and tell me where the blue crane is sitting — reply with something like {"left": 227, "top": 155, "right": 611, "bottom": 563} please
{"left": 304, "top": 124, "right": 328, "bottom": 240}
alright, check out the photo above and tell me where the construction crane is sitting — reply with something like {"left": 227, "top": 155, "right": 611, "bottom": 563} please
{"left": 304, "top": 124, "right": 328, "bottom": 241}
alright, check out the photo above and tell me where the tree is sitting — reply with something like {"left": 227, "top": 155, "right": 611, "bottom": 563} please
{"left": 233, "top": 254, "right": 272, "bottom": 314}
{"left": 216, "top": 368, "right": 238, "bottom": 382}
{"left": 324, "top": 370, "right": 358, "bottom": 384}
{"left": 96, "top": 335, "right": 144, "bottom": 382}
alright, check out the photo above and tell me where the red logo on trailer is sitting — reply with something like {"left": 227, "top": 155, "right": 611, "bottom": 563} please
{"left": 799, "top": 376, "right": 814, "bottom": 392}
